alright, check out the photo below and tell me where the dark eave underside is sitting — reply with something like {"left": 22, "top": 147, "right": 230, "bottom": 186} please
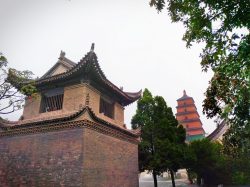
{"left": 176, "top": 104, "right": 197, "bottom": 109}
{"left": 176, "top": 111, "right": 199, "bottom": 116}
{"left": 186, "top": 127, "right": 205, "bottom": 132}
{"left": 179, "top": 118, "right": 203, "bottom": 124}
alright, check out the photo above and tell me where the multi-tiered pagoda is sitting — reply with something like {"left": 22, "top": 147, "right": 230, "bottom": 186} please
{"left": 176, "top": 90, "right": 205, "bottom": 141}
{"left": 0, "top": 44, "right": 141, "bottom": 187}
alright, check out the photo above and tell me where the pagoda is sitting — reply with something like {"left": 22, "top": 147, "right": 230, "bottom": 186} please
{"left": 176, "top": 90, "right": 205, "bottom": 141}
{"left": 0, "top": 44, "right": 141, "bottom": 187}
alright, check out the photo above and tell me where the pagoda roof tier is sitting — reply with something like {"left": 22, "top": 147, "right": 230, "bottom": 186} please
{"left": 187, "top": 130, "right": 205, "bottom": 136}
{"left": 179, "top": 118, "right": 203, "bottom": 124}
{"left": 176, "top": 104, "right": 197, "bottom": 109}
{"left": 30, "top": 46, "right": 141, "bottom": 106}
{"left": 177, "top": 90, "right": 194, "bottom": 102}
{"left": 186, "top": 127, "right": 204, "bottom": 132}
{"left": 0, "top": 106, "right": 140, "bottom": 142}
{"left": 176, "top": 111, "right": 200, "bottom": 117}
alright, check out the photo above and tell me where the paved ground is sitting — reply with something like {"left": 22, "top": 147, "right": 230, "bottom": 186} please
{"left": 139, "top": 175, "right": 197, "bottom": 187}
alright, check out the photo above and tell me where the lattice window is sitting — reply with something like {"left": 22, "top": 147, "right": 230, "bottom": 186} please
{"left": 99, "top": 97, "right": 114, "bottom": 119}
{"left": 40, "top": 88, "right": 64, "bottom": 113}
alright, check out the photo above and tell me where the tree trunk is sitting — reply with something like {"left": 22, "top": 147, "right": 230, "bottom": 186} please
{"left": 152, "top": 170, "right": 158, "bottom": 187}
{"left": 170, "top": 170, "right": 176, "bottom": 187}
{"left": 197, "top": 175, "right": 201, "bottom": 185}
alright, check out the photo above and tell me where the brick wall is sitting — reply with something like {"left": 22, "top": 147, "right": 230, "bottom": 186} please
{"left": 84, "top": 84, "right": 100, "bottom": 114}
{"left": 23, "top": 94, "right": 42, "bottom": 119}
{"left": 114, "top": 103, "right": 124, "bottom": 125}
{"left": 22, "top": 83, "right": 126, "bottom": 128}
{"left": 0, "top": 126, "right": 139, "bottom": 187}
{"left": 0, "top": 128, "right": 83, "bottom": 187}
{"left": 83, "top": 128, "right": 139, "bottom": 187}
{"left": 63, "top": 84, "right": 86, "bottom": 111}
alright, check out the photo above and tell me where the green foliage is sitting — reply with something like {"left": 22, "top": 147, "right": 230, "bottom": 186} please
{"left": 185, "top": 139, "right": 231, "bottom": 185}
{"left": 185, "top": 139, "right": 250, "bottom": 185}
{"left": 0, "top": 53, "right": 36, "bottom": 114}
{"left": 149, "top": 0, "right": 250, "bottom": 156}
{"left": 230, "top": 153, "right": 250, "bottom": 185}
{"left": 132, "top": 89, "right": 186, "bottom": 186}
{"left": 232, "top": 172, "right": 249, "bottom": 185}
{"left": 0, "top": 53, "right": 7, "bottom": 68}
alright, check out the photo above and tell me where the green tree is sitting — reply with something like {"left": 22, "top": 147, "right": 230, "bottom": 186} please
{"left": 185, "top": 139, "right": 250, "bottom": 185}
{"left": 132, "top": 89, "right": 186, "bottom": 187}
{"left": 149, "top": 0, "right": 250, "bottom": 154}
{"left": 186, "top": 139, "right": 231, "bottom": 185}
{"left": 0, "top": 53, "right": 36, "bottom": 115}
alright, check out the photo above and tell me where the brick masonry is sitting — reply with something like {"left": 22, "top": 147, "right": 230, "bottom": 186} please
{"left": 23, "top": 83, "right": 125, "bottom": 128}
{"left": 0, "top": 126, "right": 139, "bottom": 187}
{"left": 0, "top": 128, "right": 83, "bottom": 187}
{"left": 83, "top": 128, "right": 139, "bottom": 187}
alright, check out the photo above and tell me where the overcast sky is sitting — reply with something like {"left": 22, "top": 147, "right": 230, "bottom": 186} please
{"left": 0, "top": 0, "right": 217, "bottom": 134}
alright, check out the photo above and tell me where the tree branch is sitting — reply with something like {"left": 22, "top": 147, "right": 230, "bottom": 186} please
{"left": 0, "top": 99, "right": 23, "bottom": 112}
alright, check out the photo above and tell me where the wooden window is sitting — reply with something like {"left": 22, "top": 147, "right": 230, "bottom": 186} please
{"left": 40, "top": 88, "right": 64, "bottom": 113}
{"left": 99, "top": 97, "right": 114, "bottom": 119}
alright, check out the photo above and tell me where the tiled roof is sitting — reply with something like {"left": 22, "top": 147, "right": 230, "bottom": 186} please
{"left": 207, "top": 120, "right": 229, "bottom": 140}
{"left": 176, "top": 104, "right": 197, "bottom": 109}
{"left": 176, "top": 111, "right": 199, "bottom": 116}
{"left": 179, "top": 118, "right": 202, "bottom": 123}
{"left": 0, "top": 106, "right": 139, "bottom": 139}
{"left": 32, "top": 47, "right": 141, "bottom": 106}
{"left": 186, "top": 127, "right": 204, "bottom": 132}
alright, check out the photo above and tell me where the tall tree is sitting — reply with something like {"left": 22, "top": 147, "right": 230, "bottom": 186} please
{"left": 0, "top": 53, "right": 36, "bottom": 115}
{"left": 149, "top": 0, "right": 250, "bottom": 154}
{"left": 132, "top": 89, "right": 186, "bottom": 187}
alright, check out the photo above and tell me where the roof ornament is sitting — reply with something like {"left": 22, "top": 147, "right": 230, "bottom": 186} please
{"left": 90, "top": 43, "right": 95, "bottom": 52}
{"left": 120, "top": 86, "right": 123, "bottom": 91}
{"left": 59, "top": 50, "right": 65, "bottom": 59}
{"left": 183, "top": 90, "right": 187, "bottom": 96}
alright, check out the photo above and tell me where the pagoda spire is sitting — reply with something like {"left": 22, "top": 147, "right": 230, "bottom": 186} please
{"left": 183, "top": 90, "right": 187, "bottom": 96}
{"left": 90, "top": 43, "right": 95, "bottom": 52}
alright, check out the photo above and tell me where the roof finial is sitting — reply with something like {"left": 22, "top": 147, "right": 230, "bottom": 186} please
{"left": 59, "top": 50, "right": 65, "bottom": 59}
{"left": 183, "top": 90, "right": 187, "bottom": 96}
{"left": 90, "top": 43, "right": 95, "bottom": 52}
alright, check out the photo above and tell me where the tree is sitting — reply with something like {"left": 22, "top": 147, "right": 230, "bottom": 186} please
{"left": 185, "top": 138, "right": 250, "bottom": 185}
{"left": 0, "top": 53, "right": 36, "bottom": 115}
{"left": 185, "top": 139, "right": 231, "bottom": 185}
{"left": 132, "top": 89, "right": 186, "bottom": 187}
{"left": 149, "top": 0, "right": 250, "bottom": 155}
